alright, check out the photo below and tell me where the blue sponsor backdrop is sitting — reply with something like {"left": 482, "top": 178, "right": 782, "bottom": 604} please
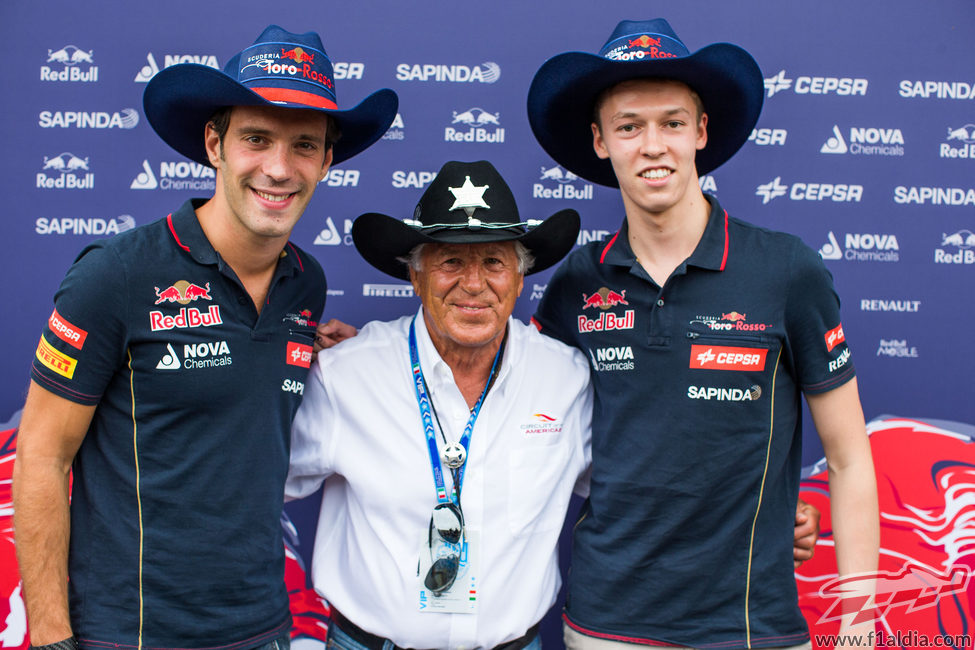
{"left": 1, "top": 0, "right": 974, "bottom": 644}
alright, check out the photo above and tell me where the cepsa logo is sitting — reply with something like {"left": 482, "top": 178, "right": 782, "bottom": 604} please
{"left": 756, "top": 177, "right": 863, "bottom": 204}
{"left": 286, "top": 342, "right": 313, "bottom": 368}
{"left": 690, "top": 345, "right": 768, "bottom": 372}
{"left": 41, "top": 44, "right": 98, "bottom": 82}
{"left": 48, "top": 309, "right": 87, "bottom": 350}
{"left": 764, "top": 70, "right": 868, "bottom": 98}
{"left": 825, "top": 323, "right": 845, "bottom": 352}
{"left": 320, "top": 169, "right": 360, "bottom": 187}
{"left": 396, "top": 61, "right": 500, "bottom": 83}
{"left": 748, "top": 127, "right": 788, "bottom": 146}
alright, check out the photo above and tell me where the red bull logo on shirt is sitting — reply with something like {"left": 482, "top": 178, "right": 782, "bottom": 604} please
{"left": 153, "top": 280, "right": 212, "bottom": 305}
{"left": 149, "top": 306, "right": 223, "bottom": 332}
{"left": 581, "top": 287, "right": 629, "bottom": 310}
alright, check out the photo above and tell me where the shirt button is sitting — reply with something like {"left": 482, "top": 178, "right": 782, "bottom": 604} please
{"left": 656, "top": 299, "right": 665, "bottom": 307}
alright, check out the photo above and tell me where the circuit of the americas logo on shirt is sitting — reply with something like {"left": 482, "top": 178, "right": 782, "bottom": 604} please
{"left": 520, "top": 413, "right": 563, "bottom": 435}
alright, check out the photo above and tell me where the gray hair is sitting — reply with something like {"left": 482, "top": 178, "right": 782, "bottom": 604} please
{"left": 397, "top": 241, "right": 535, "bottom": 275}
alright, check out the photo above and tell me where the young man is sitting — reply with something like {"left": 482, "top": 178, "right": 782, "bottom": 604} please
{"left": 527, "top": 18, "right": 878, "bottom": 649}
{"left": 13, "top": 25, "right": 395, "bottom": 650}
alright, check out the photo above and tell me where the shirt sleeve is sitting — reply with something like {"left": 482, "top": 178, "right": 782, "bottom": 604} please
{"left": 286, "top": 355, "right": 337, "bottom": 500}
{"left": 532, "top": 259, "right": 577, "bottom": 347}
{"left": 30, "top": 243, "right": 129, "bottom": 405}
{"left": 785, "top": 240, "right": 856, "bottom": 395}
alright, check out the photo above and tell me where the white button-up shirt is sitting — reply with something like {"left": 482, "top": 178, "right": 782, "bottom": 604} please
{"left": 287, "top": 309, "right": 592, "bottom": 649}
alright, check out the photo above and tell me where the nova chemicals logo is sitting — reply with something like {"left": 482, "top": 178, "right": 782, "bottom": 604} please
{"left": 134, "top": 52, "right": 219, "bottom": 82}
{"left": 764, "top": 69, "right": 868, "bottom": 98}
{"left": 588, "top": 346, "right": 635, "bottom": 372}
{"left": 314, "top": 218, "right": 352, "bottom": 246}
{"left": 819, "top": 231, "right": 900, "bottom": 263}
{"left": 383, "top": 113, "right": 405, "bottom": 141}
{"left": 445, "top": 108, "right": 504, "bottom": 143}
{"left": 756, "top": 177, "right": 863, "bottom": 204}
{"left": 131, "top": 159, "right": 215, "bottom": 191}
{"left": 821, "top": 125, "right": 905, "bottom": 156}
{"left": 396, "top": 61, "right": 500, "bottom": 83}
{"left": 39, "top": 109, "right": 139, "bottom": 129}
{"left": 42, "top": 45, "right": 98, "bottom": 82}
{"left": 38, "top": 153, "right": 93, "bottom": 190}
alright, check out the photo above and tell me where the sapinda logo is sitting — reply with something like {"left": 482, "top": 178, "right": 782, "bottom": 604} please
{"left": 396, "top": 61, "right": 500, "bottom": 83}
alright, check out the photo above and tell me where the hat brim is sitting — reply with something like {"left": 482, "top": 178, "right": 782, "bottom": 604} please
{"left": 352, "top": 209, "right": 581, "bottom": 281}
{"left": 143, "top": 64, "right": 398, "bottom": 166}
{"left": 527, "top": 43, "right": 763, "bottom": 187}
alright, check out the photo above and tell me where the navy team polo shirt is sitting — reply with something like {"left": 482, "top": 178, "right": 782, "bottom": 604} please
{"left": 533, "top": 195, "right": 855, "bottom": 648}
{"left": 31, "top": 199, "right": 326, "bottom": 650}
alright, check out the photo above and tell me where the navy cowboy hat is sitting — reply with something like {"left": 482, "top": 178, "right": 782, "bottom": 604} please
{"left": 352, "top": 160, "right": 580, "bottom": 281}
{"left": 143, "top": 25, "right": 398, "bottom": 166}
{"left": 527, "top": 18, "right": 764, "bottom": 187}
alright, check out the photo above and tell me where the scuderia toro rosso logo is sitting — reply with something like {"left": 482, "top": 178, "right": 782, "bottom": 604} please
{"left": 690, "top": 311, "right": 773, "bottom": 333}
{"left": 578, "top": 287, "right": 635, "bottom": 333}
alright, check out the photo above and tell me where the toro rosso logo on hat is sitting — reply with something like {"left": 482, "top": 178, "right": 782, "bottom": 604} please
{"left": 601, "top": 32, "right": 685, "bottom": 62}
{"left": 238, "top": 41, "right": 337, "bottom": 108}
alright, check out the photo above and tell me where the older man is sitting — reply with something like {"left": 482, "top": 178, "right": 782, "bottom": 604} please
{"left": 286, "top": 160, "right": 589, "bottom": 649}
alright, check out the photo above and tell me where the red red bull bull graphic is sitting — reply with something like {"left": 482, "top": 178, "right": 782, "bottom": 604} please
{"left": 281, "top": 47, "right": 315, "bottom": 64}
{"left": 578, "top": 310, "right": 635, "bottom": 333}
{"left": 581, "top": 287, "right": 629, "bottom": 310}
{"left": 690, "top": 344, "right": 768, "bottom": 371}
{"left": 148, "top": 305, "right": 223, "bottom": 331}
{"left": 601, "top": 32, "right": 683, "bottom": 61}
{"left": 153, "top": 280, "right": 212, "bottom": 305}
{"left": 48, "top": 308, "right": 87, "bottom": 350}
{"left": 797, "top": 416, "right": 975, "bottom": 648}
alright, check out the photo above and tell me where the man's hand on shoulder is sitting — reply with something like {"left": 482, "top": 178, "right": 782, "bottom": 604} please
{"left": 314, "top": 318, "right": 358, "bottom": 353}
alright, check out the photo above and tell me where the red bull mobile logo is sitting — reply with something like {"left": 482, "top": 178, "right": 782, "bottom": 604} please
{"left": 153, "top": 280, "right": 212, "bottom": 305}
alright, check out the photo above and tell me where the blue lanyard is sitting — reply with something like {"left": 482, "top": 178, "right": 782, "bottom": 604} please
{"left": 409, "top": 315, "right": 503, "bottom": 505}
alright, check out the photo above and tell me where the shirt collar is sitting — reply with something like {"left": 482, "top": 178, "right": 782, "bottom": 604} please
{"left": 165, "top": 198, "right": 304, "bottom": 277}
{"left": 598, "top": 194, "right": 730, "bottom": 272}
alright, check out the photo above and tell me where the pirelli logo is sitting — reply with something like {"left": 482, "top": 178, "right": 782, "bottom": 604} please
{"left": 690, "top": 344, "right": 768, "bottom": 371}
{"left": 36, "top": 336, "right": 78, "bottom": 379}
